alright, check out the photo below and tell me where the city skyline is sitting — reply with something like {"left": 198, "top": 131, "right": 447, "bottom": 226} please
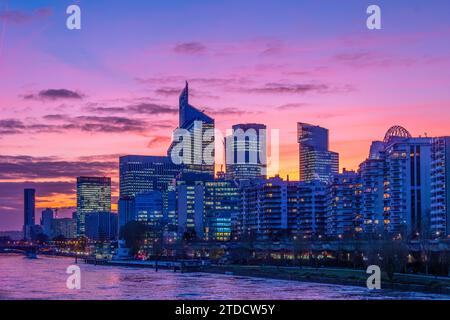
{"left": 1, "top": 0, "right": 450, "bottom": 231}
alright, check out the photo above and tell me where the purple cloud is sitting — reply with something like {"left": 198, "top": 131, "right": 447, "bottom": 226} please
{"left": 241, "top": 83, "right": 329, "bottom": 94}
{"left": 0, "top": 155, "right": 117, "bottom": 180}
{"left": 23, "top": 89, "right": 84, "bottom": 101}
{"left": 173, "top": 42, "right": 207, "bottom": 55}
{"left": 1, "top": 114, "right": 154, "bottom": 135}
{"left": 102, "top": 102, "right": 178, "bottom": 115}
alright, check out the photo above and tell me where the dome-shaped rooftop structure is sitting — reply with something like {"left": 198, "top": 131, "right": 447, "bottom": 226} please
{"left": 383, "top": 125, "right": 412, "bottom": 144}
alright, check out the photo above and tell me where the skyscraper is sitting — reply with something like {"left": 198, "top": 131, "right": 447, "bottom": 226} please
{"left": 119, "top": 156, "right": 180, "bottom": 198}
{"left": 76, "top": 177, "right": 111, "bottom": 236}
{"left": 23, "top": 188, "right": 36, "bottom": 240}
{"left": 40, "top": 208, "right": 54, "bottom": 237}
{"left": 297, "top": 122, "right": 339, "bottom": 183}
{"left": 168, "top": 82, "right": 215, "bottom": 176}
{"left": 118, "top": 155, "right": 181, "bottom": 229}
{"left": 226, "top": 123, "right": 267, "bottom": 180}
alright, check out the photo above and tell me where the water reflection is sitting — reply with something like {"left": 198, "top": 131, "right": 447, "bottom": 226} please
{"left": 0, "top": 254, "right": 449, "bottom": 300}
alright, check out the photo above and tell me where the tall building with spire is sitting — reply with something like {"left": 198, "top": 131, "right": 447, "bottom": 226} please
{"left": 168, "top": 82, "right": 215, "bottom": 176}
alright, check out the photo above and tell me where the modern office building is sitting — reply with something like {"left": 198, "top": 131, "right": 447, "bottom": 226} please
{"left": 23, "top": 188, "right": 36, "bottom": 240}
{"left": 119, "top": 156, "right": 181, "bottom": 198}
{"left": 163, "top": 187, "right": 178, "bottom": 235}
{"left": 297, "top": 122, "right": 339, "bottom": 183}
{"left": 431, "top": 137, "right": 450, "bottom": 238}
{"left": 40, "top": 208, "right": 54, "bottom": 237}
{"left": 326, "top": 170, "right": 362, "bottom": 238}
{"left": 176, "top": 173, "right": 209, "bottom": 240}
{"left": 51, "top": 218, "right": 77, "bottom": 239}
{"left": 118, "top": 196, "right": 135, "bottom": 230}
{"left": 76, "top": 177, "right": 111, "bottom": 236}
{"left": 168, "top": 82, "right": 215, "bottom": 176}
{"left": 85, "top": 212, "right": 118, "bottom": 241}
{"left": 133, "top": 190, "right": 178, "bottom": 250}
{"left": 118, "top": 155, "right": 181, "bottom": 229}
{"left": 135, "top": 191, "right": 164, "bottom": 227}
{"left": 225, "top": 123, "right": 267, "bottom": 180}
{"left": 203, "top": 180, "right": 240, "bottom": 241}
{"left": 176, "top": 173, "right": 239, "bottom": 241}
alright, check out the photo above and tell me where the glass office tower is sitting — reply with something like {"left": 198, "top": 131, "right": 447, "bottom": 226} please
{"left": 297, "top": 122, "right": 339, "bottom": 183}
{"left": 226, "top": 123, "right": 267, "bottom": 180}
{"left": 76, "top": 177, "right": 111, "bottom": 236}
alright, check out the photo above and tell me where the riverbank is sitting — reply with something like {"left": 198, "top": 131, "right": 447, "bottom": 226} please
{"left": 80, "top": 256, "right": 450, "bottom": 295}
{"left": 203, "top": 265, "right": 450, "bottom": 295}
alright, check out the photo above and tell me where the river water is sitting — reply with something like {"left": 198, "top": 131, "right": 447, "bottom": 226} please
{"left": 0, "top": 254, "right": 449, "bottom": 300}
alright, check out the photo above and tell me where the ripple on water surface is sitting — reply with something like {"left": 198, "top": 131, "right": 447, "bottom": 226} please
{"left": 0, "top": 255, "right": 449, "bottom": 300}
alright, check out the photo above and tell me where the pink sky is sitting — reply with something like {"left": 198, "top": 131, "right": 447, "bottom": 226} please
{"left": 1, "top": 0, "right": 450, "bottom": 230}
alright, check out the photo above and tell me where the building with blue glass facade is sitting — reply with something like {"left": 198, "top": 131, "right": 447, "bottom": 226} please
{"left": 297, "top": 122, "right": 339, "bottom": 183}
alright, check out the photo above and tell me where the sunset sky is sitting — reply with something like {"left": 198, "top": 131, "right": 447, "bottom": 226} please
{"left": 1, "top": 0, "right": 450, "bottom": 230}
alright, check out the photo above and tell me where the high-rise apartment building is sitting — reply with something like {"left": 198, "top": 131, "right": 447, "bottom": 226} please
{"left": 383, "top": 128, "right": 432, "bottom": 238}
{"left": 326, "top": 170, "right": 362, "bottom": 238}
{"left": 357, "top": 126, "right": 433, "bottom": 239}
{"left": 431, "top": 137, "right": 450, "bottom": 238}
{"left": 236, "top": 177, "right": 328, "bottom": 241}
{"left": 358, "top": 144, "right": 385, "bottom": 236}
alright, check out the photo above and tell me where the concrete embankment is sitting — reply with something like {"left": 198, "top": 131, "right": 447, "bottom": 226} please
{"left": 83, "top": 258, "right": 203, "bottom": 272}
